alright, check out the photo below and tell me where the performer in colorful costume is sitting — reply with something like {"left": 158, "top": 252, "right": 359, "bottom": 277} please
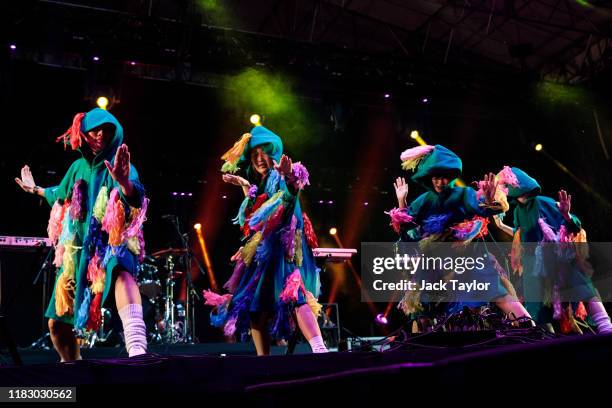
{"left": 204, "top": 126, "right": 327, "bottom": 355}
{"left": 493, "top": 166, "right": 612, "bottom": 333}
{"left": 15, "top": 108, "right": 149, "bottom": 360}
{"left": 387, "top": 145, "right": 530, "bottom": 323}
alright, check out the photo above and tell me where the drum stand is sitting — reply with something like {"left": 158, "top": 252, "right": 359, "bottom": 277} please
{"left": 166, "top": 216, "right": 205, "bottom": 344}
{"left": 162, "top": 254, "right": 183, "bottom": 343}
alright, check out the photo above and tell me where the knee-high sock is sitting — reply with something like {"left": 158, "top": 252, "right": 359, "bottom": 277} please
{"left": 308, "top": 335, "right": 328, "bottom": 353}
{"left": 118, "top": 304, "right": 147, "bottom": 356}
{"left": 587, "top": 301, "right": 612, "bottom": 334}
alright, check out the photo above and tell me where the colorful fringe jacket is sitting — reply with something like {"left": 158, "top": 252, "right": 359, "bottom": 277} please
{"left": 205, "top": 126, "right": 321, "bottom": 340}
{"left": 502, "top": 166, "right": 594, "bottom": 333}
{"left": 45, "top": 108, "right": 147, "bottom": 333}
{"left": 387, "top": 145, "right": 513, "bottom": 315}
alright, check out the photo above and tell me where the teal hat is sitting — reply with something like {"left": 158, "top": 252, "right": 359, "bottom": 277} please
{"left": 406, "top": 144, "right": 463, "bottom": 187}
{"left": 221, "top": 125, "right": 283, "bottom": 173}
{"left": 240, "top": 126, "right": 283, "bottom": 164}
{"left": 506, "top": 167, "right": 541, "bottom": 198}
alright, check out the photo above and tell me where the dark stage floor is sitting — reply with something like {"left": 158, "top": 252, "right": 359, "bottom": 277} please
{"left": 1, "top": 334, "right": 611, "bottom": 404}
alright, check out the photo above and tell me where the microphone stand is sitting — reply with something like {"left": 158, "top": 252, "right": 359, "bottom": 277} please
{"left": 31, "top": 246, "right": 54, "bottom": 349}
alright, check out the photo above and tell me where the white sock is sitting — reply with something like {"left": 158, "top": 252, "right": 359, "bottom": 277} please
{"left": 592, "top": 311, "right": 612, "bottom": 334}
{"left": 118, "top": 304, "right": 147, "bottom": 357}
{"left": 308, "top": 335, "right": 328, "bottom": 353}
{"left": 587, "top": 301, "right": 612, "bottom": 334}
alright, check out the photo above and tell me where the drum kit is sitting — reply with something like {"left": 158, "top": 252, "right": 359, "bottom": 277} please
{"left": 137, "top": 247, "right": 193, "bottom": 345}
{"left": 80, "top": 246, "right": 197, "bottom": 348}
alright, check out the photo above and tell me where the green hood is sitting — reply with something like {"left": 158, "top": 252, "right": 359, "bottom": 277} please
{"left": 78, "top": 108, "right": 123, "bottom": 167}
{"left": 507, "top": 167, "right": 541, "bottom": 198}
{"left": 412, "top": 144, "right": 462, "bottom": 188}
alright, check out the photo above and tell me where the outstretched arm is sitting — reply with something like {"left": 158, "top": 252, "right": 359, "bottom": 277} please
{"left": 222, "top": 174, "right": 251, "bottom": 197}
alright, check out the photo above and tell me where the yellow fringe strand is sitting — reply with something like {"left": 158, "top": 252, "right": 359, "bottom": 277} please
{"left": 55, "top": 272, "right": 76, "bottom": 317}
{"left": 294, "top": 229, "right": 303, "bottom": 267}
{"left": 306, "top": 292, "right": 322, "bottom": 316}
{"left": 127, "top": 235, "right": 140, "bottom": 256}
{"left": 401, "top": 157, "right": 425, "bottom": 171}
{"left": 93, "top": 186, "right": 109, "bottom": 222}
{"left": 221, "top": 133, "right": 251, "bottom": 173}
{"left": 241, "top": 231, "right": 263, "bottom": 266}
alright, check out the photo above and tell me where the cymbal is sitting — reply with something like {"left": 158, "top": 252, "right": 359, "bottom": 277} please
{"left": 150, "top": 248, "right": 188, "bottom": 258}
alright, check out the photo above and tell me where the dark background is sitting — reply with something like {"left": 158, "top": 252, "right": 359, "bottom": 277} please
{"left": 2, "top": 1, "right": 612, "bottom": 346}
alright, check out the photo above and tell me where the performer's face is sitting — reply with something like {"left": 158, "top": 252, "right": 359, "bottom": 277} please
{"left": 250, "top": 147, "right": 273, "bottom": 177}
{"left": 83, "top": 123, "right": 114, "bottom": 154}
{"left": 431, "top": 176, "right": 450, "bottom": 193}
{"left": 517, "top": 194, "right": 529, "bottom": 204}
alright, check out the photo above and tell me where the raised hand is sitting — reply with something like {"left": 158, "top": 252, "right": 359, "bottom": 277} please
{"left": 558, "top": 189, "right": 572, "bottom": 219}
{"left": 105, "top": 144, "right": 134, "bottom": 196}
{"left": 222, "top": 174, "right": 249, "bottom": 187}
{"left": 15, "top": 165, "right": 37, "bottom": 194}
{"left": 481, "top": 172, "right": 498, "bottom": 204}
{"left": 274, "top": 154, "right": 293, "bottom": 178}
{"left": 394, "top": 177, "right": 409, "bottom": 208}
{"left": 105, "top": 144, "right": 131, "bottom": 186}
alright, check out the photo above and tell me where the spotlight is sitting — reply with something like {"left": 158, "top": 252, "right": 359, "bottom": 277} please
{"left": 194, "top": 223, "right": 202, "bottom": 231}
{"left": 410, "top": 130, "right": 420, "bottom": 140}
{"left": 375, "top": 313, "right": 388, "bottom": 325}
{"left": 180, "top": 192, "right": 186, "bottom": 196}
{"left": 9, "top": 44, "right": 16, "bottom": 50}
{"left": 328, "top": 200, "right": 334, "bottom": 204}
{"left": 96, "top": 96, "right": 109, "bottom": 110}
{"left": 188, "top": 193, "right": 193, "bottom": 197}
{"left": 422, "top": 98, "right": 429, "bottom": 103}
{"left": 329, "top": 227, "right": 337, "bottom": 236}
{"left": 364, "top": 202, "right": 369, "bottom": 206}
{"left": 172, "top": 192, "right": 178, "bottom": 196}
{"left": 534, "top": 143, "right": 543, "bottom": 152}
{"left": 318, "top": 200, "right": 324, "bottom": 204}
{"left": 222, "top": 195, "right": 227, "bottom": 199}
{"left": 250, "top": 114, "right": 261, "bottom": 126}
{"left": 93, "top": 56, "right": 100, "bottom": 62}
{"left": 384, "top": 93, "right": 390, "bottom": 99}
{"left": 130, "top": 61, "right": 136, "bottom": 66}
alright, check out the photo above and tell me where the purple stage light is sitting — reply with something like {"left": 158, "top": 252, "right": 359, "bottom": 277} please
{"left": 93, "top": 56, "right": 100, "bottom": 61}
{"left": 375, "top": 313, "right": 388, "bottom": 325}
{"left": 9, "top": 44, "right": 16, "bottom": 50}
